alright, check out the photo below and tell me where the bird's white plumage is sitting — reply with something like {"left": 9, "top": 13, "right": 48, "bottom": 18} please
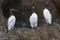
{"left": 29, "top": 12, "right": 38, "bottom": 28}
{"left": 7, "top": 15, "right": 16, "bottom": 30}
{"left": 43, "top": 8, "right": 52, "bottom": 24}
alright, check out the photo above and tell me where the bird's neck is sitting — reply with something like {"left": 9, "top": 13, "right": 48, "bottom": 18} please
{"left": 9, "top": 13, "right": 13, "bottom": 17}
{"left": 33, "top": 12, "right": 36, "bottom": 14}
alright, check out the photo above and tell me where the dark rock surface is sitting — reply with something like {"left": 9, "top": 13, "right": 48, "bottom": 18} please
{"left": 0, "top": 0, "right": 60, "bottom": 40}
{"left": 0, "top": 23, "right": 60, "bottom": 40}
{"left": 0, "top": 9, "right": 7, "bottom": 33}
{"left": 1, "top": 0, "right": 59, "bottom": 20}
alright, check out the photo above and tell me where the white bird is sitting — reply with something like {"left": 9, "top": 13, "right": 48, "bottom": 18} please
{"left": 7, "top": 9, "right": 16, "bottom": 31}
{"left": 43, "top": 8, "right": 52, "bottom": 24}
{"left": 29, "top": 12, "right": 38, "bottom": 28}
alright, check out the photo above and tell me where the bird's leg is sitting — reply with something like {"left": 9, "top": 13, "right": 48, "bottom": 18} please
{"left": 45, "top": 19, "right": 48, "bottom": 24}
{"left": 46, "top": 20, "right": 48, "bottom": 24}
{"left": 35, "top": 22, "right": 37, "bottom": 27}
{"left": 31, "top": 23, "right": 34, "bottom": 28}
{"left": 48, "top": 19, "right": 52, "bottom": 24}
{"left": 45, "top": 19, "right": 48, "bottom": 25}
{"left": 32, "top": 23, "right": 37, "bottom": 30}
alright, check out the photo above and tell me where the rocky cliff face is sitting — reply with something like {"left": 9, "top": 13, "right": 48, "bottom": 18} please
{"left": 52, "top": 0, "right": 60, "bottom": 19}
{"left": 1, "top": 0, "right": 59, "bottom": 20}
{"left": 0, "top": 24, "right": 60, "bottom": 40}
{"left": 0, "top": 0, "right": 60, "bottom": 40}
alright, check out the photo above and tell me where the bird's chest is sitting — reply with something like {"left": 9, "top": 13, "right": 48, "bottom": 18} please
{"left": 9, "top": 17, "right": 15, "bottom": 23}
{"left": 30, "top": 15, "right": 37, "bottom": 20}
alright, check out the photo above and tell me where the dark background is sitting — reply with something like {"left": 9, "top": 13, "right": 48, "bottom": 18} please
{"left": 0, "top": 0, "right": 60, "bottom": 40}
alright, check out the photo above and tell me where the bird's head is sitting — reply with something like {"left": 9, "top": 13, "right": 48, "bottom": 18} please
{"left": 32, "top": 6, "right": 35, "bottom": 9}
{"left": 10, "top": 9, "right": 19, "bottom": 16}
{"left": 46, "top": 2, "right": 49, "bottom": 6}
{"left": 46, "top": 2, "right": 48, "bottom": 5}
{"left": 45, "top": 2, "right": 49, "bottom": 8}
{"left": 32, "top": 6, "right": 35, "bottom": 13}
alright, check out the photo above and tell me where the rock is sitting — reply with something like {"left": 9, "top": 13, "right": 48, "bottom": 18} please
{"left": 0, "top": 9, "right": 7, "bottom": 33}
{"left": 2, "top": 0, "right": 58, "bottom": 21}
{"left": 0, "top": 0, "right": 60, "bottom": 40}
{"left": 0, "top": 24, "right": 59, "bottom": 40}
